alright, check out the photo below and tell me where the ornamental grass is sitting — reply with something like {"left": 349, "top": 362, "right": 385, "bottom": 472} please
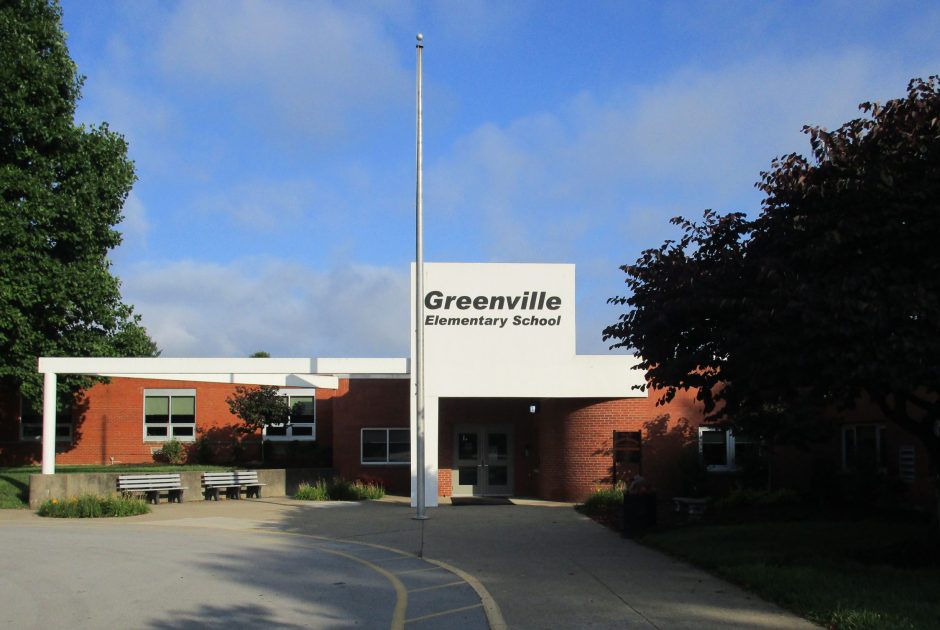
{"left": 37, "top": 494, "right": 150, "bottom": 518}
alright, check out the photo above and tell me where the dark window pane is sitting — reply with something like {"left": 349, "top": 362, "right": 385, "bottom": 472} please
{"left": 457, "top": 433, "right": 478, "bottom": 460}
{"left": 146, "top": 426, "right": 168, "bottom": 437}
{"left": 487, "top": 433, "right": 508, "bottom": 462}
{"left": 458, "top": 467, "right": 478, "bottom": 485}
{"left": 362, "top": 430, "right": 388, "bottom": 462}
{"left": 388, "top": 429, "right": 410, "bottom": 462}
{"left": 172, "top": 426, "right": 194, "bottom": 437}
{"left": 290, "top": 397, "right": 315, "bottom": 423}
{"left": 267, "top": 425, "right": 288, "bottom": 436}
{"left": 856, "top": 425, "right": 878, "bottom": 468}
{"left": 291, "top": 426, "right": 314, "bottom": 437}
{"left": 702, "top": 430, "right": 728, "bottom": 466}
{"left": 844, "top": 428, "right": 857, "bottom": 468}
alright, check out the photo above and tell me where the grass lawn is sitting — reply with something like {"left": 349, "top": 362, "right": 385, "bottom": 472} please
{"left": 0, "top": 464, "right": 230, "bottom": 510}
{"left": 642, "top": 517, "right": 940, "bottom": 630}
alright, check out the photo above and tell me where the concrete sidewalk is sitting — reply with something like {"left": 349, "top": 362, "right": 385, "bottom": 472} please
{"left": 120, "top": 496, "right": 817, "bottom": 629}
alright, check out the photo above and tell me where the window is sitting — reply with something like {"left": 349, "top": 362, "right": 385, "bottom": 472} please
{"left": 842, "top": 424, "right": 886, "bottom": 472}
{"left": 698, "top": 427, "right": 756, "bottom": 471}
{"left": 361, "top": 428, "right": 410, "bottom": 465}
{"left": 144, "top": 389, "right": 196, "bottom": 441}
{"left": 263, "top": 389, "right": 316, "bottom": 441}
{"left": 898, "top": 446, "right": 916, "bottom": 483}
{"left": 20, "top": 397, "right": 71, "bottom": 442}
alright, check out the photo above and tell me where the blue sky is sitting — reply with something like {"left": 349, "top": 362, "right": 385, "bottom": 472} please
{"left": 60, "top": 1, "right": 940, "bottom": 358}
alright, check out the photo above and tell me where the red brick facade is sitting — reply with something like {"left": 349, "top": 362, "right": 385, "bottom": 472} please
{"left": 1, "top": 376, "right": 935, "bottom": 507}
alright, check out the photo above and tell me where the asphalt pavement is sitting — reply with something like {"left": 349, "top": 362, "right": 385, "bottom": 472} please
{"left": 0, "top": 497, "right": 818, "bottom": 629}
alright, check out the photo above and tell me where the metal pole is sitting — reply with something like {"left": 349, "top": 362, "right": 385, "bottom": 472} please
{"left": 414, "top": 33, "right": 428, "bottom": 520}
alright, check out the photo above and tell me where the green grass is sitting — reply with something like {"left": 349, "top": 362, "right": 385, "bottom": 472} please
{"left": 0, "top": 464, "right": 230, "bottom": 510}
{"left": 642, "top": 519, "right": 940, "bottom": 629}
{"left": 37, "top": 493, "right": 151, "bottom": 518}
{"left": 293, "top": 477, "right": 385, "bottom": 501}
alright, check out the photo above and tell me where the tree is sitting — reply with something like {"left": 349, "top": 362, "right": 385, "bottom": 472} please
{"left": 605, "top": 77, "right": 940, "bottom": 495}
{"left": 249, "top": 351, "right": 271, "bottom": 358}
{"left": 226, "top": 385, "right": 291, "bottom": 436}
{"left": 0, "top": 0, "right": 157, "bottom": 407}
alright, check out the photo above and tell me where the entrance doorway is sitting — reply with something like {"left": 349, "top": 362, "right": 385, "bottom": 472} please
{"left": 452, "top": 425, "right": 513, "bottom": 496}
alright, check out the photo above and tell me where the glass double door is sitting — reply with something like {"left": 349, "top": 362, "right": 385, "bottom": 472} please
{"left": 453, "top": 425, "right": 513, "bottom": 496}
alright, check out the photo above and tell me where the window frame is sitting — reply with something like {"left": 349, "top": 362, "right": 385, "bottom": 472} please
{"left": 698, "top": 426, "right": 755, "bottom": 471}
{"left": 19, "top": 397, "right": 72, "bottom": 443}
{"left": 262, "top": 388, "right": 317, "bottom": 442}
{"left": 841, "top": 424, "right": 887, "bottom": 472}
{"left": 360, "top": 427, "right": 411, "bottom": 465}
{"left": 143, "top": 388, "right": 197, "bottom": 443}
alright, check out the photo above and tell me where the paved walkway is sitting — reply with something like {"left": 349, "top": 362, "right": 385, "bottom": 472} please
{"left": 0, "top": 498, "right": 818, "bottom": 629}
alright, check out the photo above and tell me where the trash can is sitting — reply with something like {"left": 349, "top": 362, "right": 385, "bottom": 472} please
{"left": 621, "top": 492, "right": 657, "bottom": 538}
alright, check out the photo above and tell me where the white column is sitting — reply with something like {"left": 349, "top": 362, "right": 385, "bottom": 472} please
{"left": 41, "top": 371, "right": 57, "bottom": 474}
{"left": 425, "top": 396, "right": 439, "bottom": 507}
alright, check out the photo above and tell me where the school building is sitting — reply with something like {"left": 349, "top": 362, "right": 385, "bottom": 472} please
{"left": 0, "top": 263, "right": 934, "bottom": 508}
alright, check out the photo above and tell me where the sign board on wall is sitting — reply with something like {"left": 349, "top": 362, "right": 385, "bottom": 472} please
{"left": 411, "top": 262, "right": 640, "bottom": 399}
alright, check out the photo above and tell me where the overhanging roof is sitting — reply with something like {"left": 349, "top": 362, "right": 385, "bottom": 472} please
{"left": 36, "top": 357, "right": 411, "bottom": 390}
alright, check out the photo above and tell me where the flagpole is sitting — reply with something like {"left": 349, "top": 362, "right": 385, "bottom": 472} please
{"left": 414, "top": 33, "right": 428, "bottom": 521}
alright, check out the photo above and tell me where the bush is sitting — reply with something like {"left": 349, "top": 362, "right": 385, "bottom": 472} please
{"left": 582, "top": 486, "right": 624, "bottom": 516}
{"left": 37, "top": 494, "right": 150, "bottom": 518}
{"left": 713, "top": 487, "right": 802, "bottom": 510}
{"left": 157, "top": 438, "right": 185, "bottom": 465}
{"left": 293, "top": 477, "right": 385, "bottom": 501}
{"left": 191, "top": 436, "right": 214, "bottom": 465}
{"left": 294, "top": 480, "right": 330, "bottom": 501}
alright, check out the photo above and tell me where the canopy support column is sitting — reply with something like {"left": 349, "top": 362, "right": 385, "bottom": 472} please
{"left": 41, "top": 371, "right": 57, "bottom": 474}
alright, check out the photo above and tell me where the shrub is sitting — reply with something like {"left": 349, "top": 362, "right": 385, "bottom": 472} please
{"left": 158, "top": 438, "right": 185, "bottom": 465}
{"left": 191, "top": 436, "right": 214, "bottom": 465}
{"left": 293, "top": 477, "right": 385, "bottom": 501}
{"left": 38, "top": 494, "right": 150, "bottom": 518}
{"left": 582, "top": 486, "right": 624, "bottom": 516}
{"left": 294, "top": 480, "right": 330, "bottom": 501}
{"left": 349, "top": 479, "right": 385, "bottom": 500}
{"left": 713, "top": 487, "right": 802, "bottom": 510}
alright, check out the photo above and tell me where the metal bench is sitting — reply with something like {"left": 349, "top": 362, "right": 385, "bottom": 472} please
{"left": 202, "top": 470, "right": 265, "bottom": 500}
{"left": 672, "top": 496, "right": 708, "bottom": 520}
{"left": 117, "top": 473, "right": 186, "bottom": 504}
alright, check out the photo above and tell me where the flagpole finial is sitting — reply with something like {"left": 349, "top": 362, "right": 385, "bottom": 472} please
{"left": 416, "top": 33, "right": 423, "bottom": 42}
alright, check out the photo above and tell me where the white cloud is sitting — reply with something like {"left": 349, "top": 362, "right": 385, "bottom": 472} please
{"left": 119, "top": 191, "right": 150, "bottom": 243}
{"left": 157, "top": 1, "right": 411, "bottom": 139}
{"left": 428, "top": 49, "right": 921, "bottom": 262}
{"left": 194, "top": 179, "right": 319, "bottom": 231}
{"left": 122, "top": 258, "right": 409, "bottom": 358}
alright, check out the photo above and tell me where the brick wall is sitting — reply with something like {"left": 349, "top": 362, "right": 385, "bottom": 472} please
{"left": 0, "top": 378, "right": 338, "bottom": 467}
{"left": 331, "top": 378, "right": 411, "bottom": 494}
{"left": 536, "top": 390, "right": 706, "bottom": 502}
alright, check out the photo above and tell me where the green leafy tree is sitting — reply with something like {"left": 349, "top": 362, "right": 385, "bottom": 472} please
{"left": 605, "top": 77, "right": 940, "bottom": 498}
{"left": 0, "top": 0, "right": 157, "bottom": 406}
{"left": 226, "top": 385, "right": 291, "bottom": 436}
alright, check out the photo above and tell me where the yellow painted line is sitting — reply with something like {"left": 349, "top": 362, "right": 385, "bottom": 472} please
{"left": 138, "top": 520, "right": 501, "bottom": 630}
{"left": 408, "top": 580, "right": 466, "bottom": 594}
{"left": 374, "top": 554, "right": 418, "bottom": 563}
{"left": 426, "top": 558, "right": 508, "bottom": 630}
{"left": 406, "top": 603, "right": 484, "bottom": 624}
{"left": 310, "top": 545, "right": 408, "bottom": 630}
{"left": 397, "top": 566, "right": 447, "bottom": 575}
